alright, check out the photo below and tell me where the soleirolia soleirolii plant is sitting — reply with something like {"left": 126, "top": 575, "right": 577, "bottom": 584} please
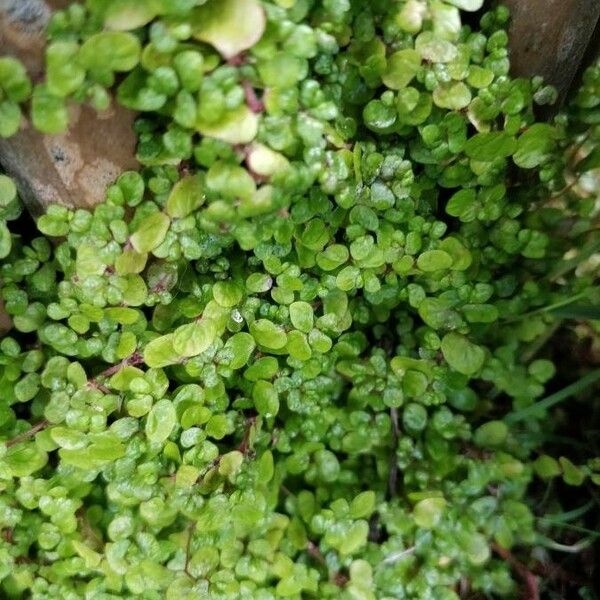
{"left": 1, "top": 0, "right": 600, "bottom": 598}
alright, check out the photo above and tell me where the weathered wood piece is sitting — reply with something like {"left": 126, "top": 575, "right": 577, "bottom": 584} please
{"left": 0, "top": 0, "right": 139, "bottom": 215}
{"left": 505, "top": 0, "right": 600, "bottom": 105}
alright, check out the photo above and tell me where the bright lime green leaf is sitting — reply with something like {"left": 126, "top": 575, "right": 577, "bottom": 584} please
{"left": 130, "top": 212, "right": 170, "bottom": 254}
{"left": 0, "top": 100, "right": 23, "bottom": 138}
{"left": 467, "top": 65, "right": 494, "bottom": 88}
{"left": 60, "top": 433, "right": 125, "bottom": 469}
{"left": 146, "top": 399, "right": 177, "bottom": 444}
{"left": 15, "top": 373, "right": 40, "bottom": 402}
{"left": 76, "top": 245, "right": 106, "bottom": 277}
{"left": 253, "top": 380, "right": 280, "bottom": 417}
{"left": 238, "top": 185, "right": 275, "bottom": 218}
{"left": 104, "top": 307, "right": 140, "bottom": 325}
{"left": 13, "top": 303, "right": 46, "bottom": 333}
{"left": 72, "top": 540, "right": 102, "bottom": 568}
{"left": 213, "top": 281, "right": 243, "bottom": 307}
{"left": 206, "top": 161, "right": 257, "bottom": 200}
{"left": 464, "top": 131, "right": 517, "bottom": 161}
{"left": 350, "top": 491, "right": 376, "bottom": 519}
{"left": 196, "top": 105, "right": 259, "bottom": 144}
{"left": 104, "top": 0, "right": 160, "bottom": 30}
{"left": 417, "top": 249, "right": 453, "bottom": 272}
{"left": 109, "top": 365, "right": 144, "bottom": 391}
{"left": 250, "top": 319, "right": 288, "bottom": 350}
{"left": 4, "top": 443, "right": 48, "bottom": 477}
{"left": 513, "top": 123, "right": 557, "bottom": 169}
{"left": 460, "top": 532, "right": 490, "bottom": 565}
{"left": 289, "top": 301, "right": 314, "bottom": 333}
{"left": 46, "top": 42, "right": 86, "bottom": 97}
{"left": 0, "top": 222, "right": 11, "bottom": 259}
{"left": 51, "top": 426, "right": 86, "bottom": 449}
{"left": 0, "top": 57, "right": 32, "bottom": 102}
{"left": 258, "top": 55, "right": 308, "bottom": 88}
{"left": 413, "top": 497, "right": 447, "bottom": 528}
{"left": 316, "top": 244, "right": 349, "bottom": 271}
{"left": 125, "top": 559, "right": 173, "bottom": 593}
{"left": 173, "top": 51, "right": 204, "bottom": 93}
{"left": 31, "top": 86, "right": 69, "bottom": 134}
{"left": 206, "top": 414, "right": 230, "bottom": 439}
{"left": 415, "top": 32, "right": 457, "bottom": 63}
{"left": 0, "top": 175, "right": 17, "bottom": 207}
{"left": 340, "top": 521, "right": 369, "bottom": 555}
{"left": 247, "top": 143, "right": 289, "bottom": 177}
{"left": 202, "top": 300, "right": 230, "bottom": 334}
{"left": 441, "top": 333, "right": 485, "bottom": 375}
{"left": 433, "top": 82, "right": 472, "bottom": 110}
{"left": 383, "top": 49, "right": 421, "bottom": 89}
{"left": 173, "top": 319, "right": 217, "bottom": 357}
{"left": 192, "top": 0, "right": 266, "bottom": 59}
{"left": 67, "top": 362, "right": 87, "bottom": 387}
{"left": 143, "top": 334, "right": 180, "bottom": 368}
{"left": 122, "top": 275, "right": 148, "bottom": 307}
{"left": 431, "top": 1, "right": 461, "bottom": 40}
{"left": 218, "top": 450, "right": 244, "bottom": 479}
{"left": 286, "top": 330, "right": 312, "bottom": 361}
{"left": 166, "top": 174, "right": 206, "bottom": 218}
{"left": 246, "top": 273, "right": 273, "bottom": 294}
{"left": 223, "top": 332, "right": 255, "bottom": 369}
{"left": 115, "top": 249, "right": 148, "bottom": 275}
{"left": 80, "top": 32, "right": 142, "bottom": 72}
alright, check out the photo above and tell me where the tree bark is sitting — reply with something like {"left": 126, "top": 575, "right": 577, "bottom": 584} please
{"left": 505, "top": 0, "right": 600, "bottom": 106}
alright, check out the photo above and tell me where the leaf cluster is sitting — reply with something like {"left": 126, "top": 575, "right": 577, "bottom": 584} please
{"left": 1, "top": 1, "right": 600, "bottom": 598}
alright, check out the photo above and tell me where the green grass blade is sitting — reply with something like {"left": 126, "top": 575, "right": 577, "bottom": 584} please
{"left": 505, "top": 369, "right": 600, "bottom": 423}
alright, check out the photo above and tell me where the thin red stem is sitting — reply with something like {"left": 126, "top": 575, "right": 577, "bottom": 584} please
{"left": 492, "top": 543, "right": 539, "bottom": 600}
{"left": 242, "top": 80, "right": 264, "bottom": 113}
{"left": 5, "top": 420, "right": 49, "bottom": 448}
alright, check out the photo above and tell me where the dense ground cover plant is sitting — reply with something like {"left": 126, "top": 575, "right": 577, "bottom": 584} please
{"left": 1, "top": 0, "right": 599, "bottom": 597}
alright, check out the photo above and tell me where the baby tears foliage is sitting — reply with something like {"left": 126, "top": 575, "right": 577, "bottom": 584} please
{"left": 1, "top": 0, "right": 600, "bottom": 598}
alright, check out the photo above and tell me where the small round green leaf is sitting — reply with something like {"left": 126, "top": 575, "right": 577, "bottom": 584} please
{"left": 192, "top": 0, "right": 266, "bottom": 59}
{"left": 249, "top": 319, "right": 288, "bottom": 350}
{"left": 441, "top": 333, "right": 485, "bottom": 375}
{"left": 382, "top": 49, "right": 421, "bottom": 90}
{"left": 464, "top": 132, "right": 517, "bottom": 161}
{"left": 130, "top": 212, "right": 171, "bottom": 254}
{"left": 146, "top": 399, "right": 177, "bottom": 444}
{"left": 166, "top": 175, "right": 206, "bottom": 218}
{"left": 417, "top": 249, "right": 453, "bottom": 272}
{"left": 413, "top": 497, "right": 447, "bottom": 528}
{"left": 80, "top": 32, "right": 142, "bottom": 72}
{"left": 173, "top": 319, "right": 217, "bottom": 357}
